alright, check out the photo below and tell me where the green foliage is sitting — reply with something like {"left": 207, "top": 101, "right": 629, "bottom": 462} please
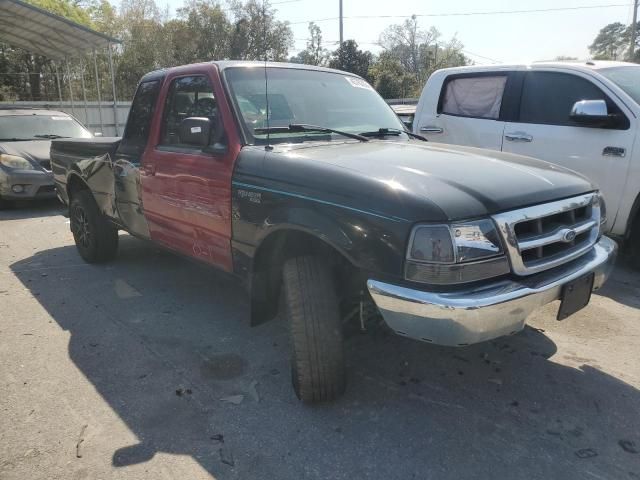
{"left": 376, "top": 16, "right": 469, "bottom": 95}
{"left": 27, "top": 0, "right": 92, "bottom": 26}
{"left": 2, "top": 0, "right": 472, "bottom": 103}
{"left": 328, "top": 40, "right": 373, "bottom": 81}
{"left": 290, "top": 22, "right": 327, "bottom": 66}
{"left": 589, "top": 22, "right": 628, "bottom": 60}
{"left": 369, "top": 51, "right": 417, "bottom": 99}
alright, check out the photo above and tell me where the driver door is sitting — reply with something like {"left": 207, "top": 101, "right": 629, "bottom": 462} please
{"left": 141, "top": 71, "right": 235, "bottom": 271}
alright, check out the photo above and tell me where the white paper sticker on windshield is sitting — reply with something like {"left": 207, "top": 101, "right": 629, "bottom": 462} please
{"left": 345, "top": 76, "right": 373, "bottom": 90}
{"left": 191, "top": 126, "right": 202, "bottom": 133}
{"left": 51, "top": 116, "right": 72, "bottom": 120}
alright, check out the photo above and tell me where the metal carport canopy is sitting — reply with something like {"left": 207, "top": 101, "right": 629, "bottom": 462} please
{"left": 0, "top": 0, "right": 120, "bottom": 59}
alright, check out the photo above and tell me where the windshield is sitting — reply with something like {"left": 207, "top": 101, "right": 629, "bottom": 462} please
{"left": 224, "top": 67, "right": 405, "bottom": 145}
{"left": 0, "top": 114, "right": 92, "bottom": 141}
{"left": 599, "top": 66, "right": 640, "bottom": 105}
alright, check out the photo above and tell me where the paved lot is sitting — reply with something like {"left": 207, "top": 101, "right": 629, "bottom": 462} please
{"left": 1, "top": 200, "right": 640, "bottom": 480}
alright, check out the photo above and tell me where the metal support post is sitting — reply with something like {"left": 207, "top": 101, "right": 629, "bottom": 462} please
{"left": 107, "top": 43, "right": 119, "bottom": 135}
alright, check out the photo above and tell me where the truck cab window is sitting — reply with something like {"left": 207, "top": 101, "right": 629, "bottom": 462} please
{"left": 519, "top": 71, "right": 625, "bottom": 127}
{"left": 440, "top": 75, "right": 507, "bottom": 119}
{"left": 121, "top": 80, "right": 160, "bottom": 149}
{"left": 160, "top": 75, "right": 217, "bottom": 147}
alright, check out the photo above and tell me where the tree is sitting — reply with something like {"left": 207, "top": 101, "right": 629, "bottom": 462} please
{"left": 625, "top": 21, "right": 640, "bottom": 62}
{"left": 589, "top": 22, "right": 627, "bottom": 60}
{"left": 369, "top": 51, "right": 416, "bottom": 99}
{"left": 328, "top": 40, "right": 373, "bottom": 81}
{"left": 378, "top": 16, "right": 437, "bottom": 84}
{"left": 378, "top": 16, "right": 468, "bottom": 89}
{"left": 290, "top": 22, "right": 327, "bottom": 66}
{"left": 175, "top": 0, "right": 230, "bottom": 63}
{"left": 229, "top": 0, "right": 293, "bottom": 61}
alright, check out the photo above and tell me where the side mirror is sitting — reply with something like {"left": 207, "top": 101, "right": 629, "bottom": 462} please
{"left": 570, "top": 100, "right": 611, "bottom": 126}
{"left": 178, "top": 117, "right": 212, "bottom": 146}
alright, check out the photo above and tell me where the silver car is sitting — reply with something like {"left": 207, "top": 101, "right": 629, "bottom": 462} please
{"left": 0, "top": 108, "right": 92, "bottom": 207}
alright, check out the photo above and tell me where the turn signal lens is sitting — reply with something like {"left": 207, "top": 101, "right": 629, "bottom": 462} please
{"left": 409, "top": 225, "right": 455, "bottom": 263}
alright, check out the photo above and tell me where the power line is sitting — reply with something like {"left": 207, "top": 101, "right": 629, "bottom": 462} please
{"left": 289, "top": 3, "right": 633, "bottom": 25}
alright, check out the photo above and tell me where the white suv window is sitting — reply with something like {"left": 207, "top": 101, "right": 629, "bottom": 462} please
{"left": 441, "top": 75, "right": 507, "bottom": 119}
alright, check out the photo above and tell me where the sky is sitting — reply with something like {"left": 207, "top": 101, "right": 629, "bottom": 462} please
{"left": 154, "top": 0, "right": 638, "bottom": 64}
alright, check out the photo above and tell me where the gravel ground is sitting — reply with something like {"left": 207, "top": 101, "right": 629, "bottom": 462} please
{"left": 1, "top": 200, "right": 639, "bottom": 480}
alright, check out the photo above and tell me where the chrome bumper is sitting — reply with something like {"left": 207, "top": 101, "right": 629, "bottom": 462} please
{"left": 367, "top": 236, "right": 617, "bottom": 347}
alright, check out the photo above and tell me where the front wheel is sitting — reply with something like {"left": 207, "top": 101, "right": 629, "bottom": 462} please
{"left": 70, "top": 190, "right": 118, "bottom": 263}
{"left": 282, "top": 255, "right": 346, "bottom": 403}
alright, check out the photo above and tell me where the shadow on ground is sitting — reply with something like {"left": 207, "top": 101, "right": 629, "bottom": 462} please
{"left": 10, "top": 235, "right": 640, "bottom": 479}
{"left": 0, "top": 199, "right": 64, "bottom": 220}
{"left": 597, "top": 251, "right": 640, "bottom": 310}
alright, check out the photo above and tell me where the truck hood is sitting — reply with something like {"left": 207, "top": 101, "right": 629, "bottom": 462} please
{"left": 256, "top": 140, "right": 595, "bottom": 222}
{"left": 0, "top": 140, "right": 52, "bottom": 170}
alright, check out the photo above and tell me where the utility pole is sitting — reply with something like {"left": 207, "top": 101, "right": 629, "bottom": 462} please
{"left": 631, "top": 0, "right": 638, "bottom": 60}
{"left": 339, "top": 0, "right": 343, "bottom": 47}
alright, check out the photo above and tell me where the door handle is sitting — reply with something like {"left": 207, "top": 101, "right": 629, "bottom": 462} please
{"left": 602, "top": 146, "right": 626, "bottom": 157}
{"left": 420, "top": 126, "right": 444, "bottom": 134}
{"left": 505, "top": 132, "right": 533, "bottom": 142}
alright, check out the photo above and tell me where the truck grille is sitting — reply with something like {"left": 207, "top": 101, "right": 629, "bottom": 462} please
{"left": 492, "top": 193, "right": 601, "bottom": 275}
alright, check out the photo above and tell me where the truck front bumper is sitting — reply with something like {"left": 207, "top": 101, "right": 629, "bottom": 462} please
{"left": 0, "top": 169, "right": 56, "bottom": 200}
{"left": 367, "top": 236, "right": 617, "bottom": 347}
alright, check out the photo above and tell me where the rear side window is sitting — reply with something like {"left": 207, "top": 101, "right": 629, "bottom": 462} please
{"left": 519, "top": 72, "right": 610, "bottom": 126}
{"left": 122, "top": 80, "right": 160, "bottom": 147}
{"left": 440, "top": 75, "right": 507, "bottom": 119}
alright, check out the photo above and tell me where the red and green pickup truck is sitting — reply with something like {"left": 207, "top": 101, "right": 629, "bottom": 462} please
{"left": 51, "top": 61, "right": 616, "bottom": 403}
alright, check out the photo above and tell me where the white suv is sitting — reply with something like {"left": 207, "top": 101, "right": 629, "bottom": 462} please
{"left": 413, "top": 61, "right": 640, "bottom": 262}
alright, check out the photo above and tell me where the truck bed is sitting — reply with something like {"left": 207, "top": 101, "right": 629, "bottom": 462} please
{"left": 51, "top": 137, "right": 121, "bottom": 205}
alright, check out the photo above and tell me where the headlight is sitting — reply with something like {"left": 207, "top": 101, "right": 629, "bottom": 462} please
{"left": 0, "top": 154, "right": 34, "bottom": 170}
{"left": 406, "top": 219, "right": 509, "bottom": 285}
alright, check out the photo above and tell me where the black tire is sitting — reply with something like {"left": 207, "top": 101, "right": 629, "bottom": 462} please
{"left": 70, "top": 190, "right": 118, "bottom": 263}
{"left": 629, "top": 218, "right": 640, "bottom": 270}
{"left": 282, "top": 255, "right": 346, "bottom": 403}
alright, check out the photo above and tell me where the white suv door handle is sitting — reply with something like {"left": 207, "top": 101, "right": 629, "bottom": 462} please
{"left": 505, "top": 132, "right": 533, "bottom": 142}
{"left": 420, "top": 126, "right": 444, "bottom": 134}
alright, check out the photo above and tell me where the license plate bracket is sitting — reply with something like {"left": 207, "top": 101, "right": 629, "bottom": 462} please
{"left": 557, "top": 273, "right": 595, "bottom": 320}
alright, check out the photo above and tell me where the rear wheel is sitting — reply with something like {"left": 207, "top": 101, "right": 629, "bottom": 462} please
{"left": 629, "top": 217, "right": 640, "bottom": 270}
{"left": 70, "top": 190, "right": 118, "bottom": 263}
{"left": 282, "top": 255, "right": 346, "bottom": 403}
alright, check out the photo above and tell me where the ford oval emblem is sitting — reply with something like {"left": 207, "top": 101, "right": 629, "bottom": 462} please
{"left": 562, "top": 229, "right": 577, "bottom": 242}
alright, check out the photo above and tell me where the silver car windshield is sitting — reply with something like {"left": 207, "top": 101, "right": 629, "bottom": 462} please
{"left": 0, "top": 114, "right": 92, "bottom": 141}
{"left": 224, "top": 67, "right": 405, "bottom": 145}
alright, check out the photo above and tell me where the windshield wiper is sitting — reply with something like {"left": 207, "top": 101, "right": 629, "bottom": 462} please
{"left": 359, "top": 128, "right": 428, "bottom": 141}
{"left": 0, "top": 137, "right": 31, "bottom": 141}
{"left": 254, "top": 123, "right": 369, "bottom": 142}
{"left": 33, "top": 134, "right": 69, "bottom": 139}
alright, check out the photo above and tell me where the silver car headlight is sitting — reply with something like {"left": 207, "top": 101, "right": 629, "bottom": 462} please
{"left": 0, "top": 154, "right": 34, "bottom": 170}
{"left": 405, "top": 219, "right": 510, "bottom": 285}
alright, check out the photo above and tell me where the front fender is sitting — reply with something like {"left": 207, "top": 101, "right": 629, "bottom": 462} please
{"left": 231, "top": 182, "right": 411, "bottom": 279}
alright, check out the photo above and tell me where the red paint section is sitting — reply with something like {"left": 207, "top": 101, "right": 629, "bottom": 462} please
{"left": 140, "top": 64, "right": 241, "bottom": 272}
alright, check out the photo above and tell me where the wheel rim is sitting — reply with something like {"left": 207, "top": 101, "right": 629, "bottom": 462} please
{"left": 71, "top": 206, "right": 92, "bottom": 249}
